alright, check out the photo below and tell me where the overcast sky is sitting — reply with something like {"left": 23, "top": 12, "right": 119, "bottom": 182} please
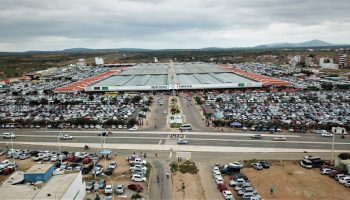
{"left": 0, "top": 0, "right": 349, "bottom": 51}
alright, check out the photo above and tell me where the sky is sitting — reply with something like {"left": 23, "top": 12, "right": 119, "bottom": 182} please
{"left": 0, "top": 0, "right": 349, "bottom": 52}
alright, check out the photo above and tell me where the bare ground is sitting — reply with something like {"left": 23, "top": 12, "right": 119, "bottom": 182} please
{"left": 241, "top": 161, "right": 349, "bottom": 200}
{"left": 172, "top": 172, "right": 206, "bottom": 200}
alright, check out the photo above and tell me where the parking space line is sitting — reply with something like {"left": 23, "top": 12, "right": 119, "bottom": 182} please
{"left": 159, "top": 139, "right": 162, "bottom": 145}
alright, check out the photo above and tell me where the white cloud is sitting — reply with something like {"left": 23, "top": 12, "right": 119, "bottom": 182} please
{"left": 0, "top": 0, "right": 349, "bottom": 51}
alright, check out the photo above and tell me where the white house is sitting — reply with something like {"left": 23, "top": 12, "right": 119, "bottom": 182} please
{"left": 95, "top": 57, "right": 104, "bottom": 65}
{"left": 319, "top": 57, "right": 338, "bottom": 69}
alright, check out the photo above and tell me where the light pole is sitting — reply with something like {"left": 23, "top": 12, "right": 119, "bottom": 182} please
{"left": 102, "top": 173, "right": 114, "bottom": 198}
{"left": 57, "top": 134, "right": 62, "bottom": 165}
{"left": 10, "top": 132, "right": 16, "bottom": 171}
{"left": 331, "top": 132, "right": 335, "bottom": 165}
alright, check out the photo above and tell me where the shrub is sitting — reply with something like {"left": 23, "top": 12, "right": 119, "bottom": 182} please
{"left": 170, "top": 162, "right": 178, "bottom": 172}
{"left": 178, "top": 161, "right": 198, "bottom": 174}
{"left": 338, "top": 153, "right": 350, "bottom": 160}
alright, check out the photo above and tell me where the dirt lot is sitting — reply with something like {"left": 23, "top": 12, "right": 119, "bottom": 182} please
{"left": 172, "top": 171, "right": 206, "bottom": 200}
{"left": 0, "top": 155, "right": 35, "bottom": 183}
{"left": 83, "top": 156, "right": 148, "bottom": 200}
{"left": 237, "top": 161, "right": 349, "bottom": 200}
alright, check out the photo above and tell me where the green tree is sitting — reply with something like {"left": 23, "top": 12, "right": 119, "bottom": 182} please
{"left": 127, "top": 118, "right": 137, "bottom": 127}
{"left": 131, "top": 95, "right": 142, "bottom": 104}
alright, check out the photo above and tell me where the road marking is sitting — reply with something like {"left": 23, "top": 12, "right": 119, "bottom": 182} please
{"left": 159, "top": 140, "right": 162, "bottom": 145}
{"left": 169, "top": 151, "right": 172, "bottom": 159}
{"left": 14, "top": 135, "right": 350, "bottom": 145}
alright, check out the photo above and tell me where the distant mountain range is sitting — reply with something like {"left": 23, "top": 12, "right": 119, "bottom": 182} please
{"left": 1, "top": 39, "right": 348, "bottom": 54}
{"left": 254, "top": 39, "right": 334, "bottom": 48}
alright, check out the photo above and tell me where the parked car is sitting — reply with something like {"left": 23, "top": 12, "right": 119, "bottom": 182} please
{"left": 128, "top": 183, "right": 143, "bottom": 192}
{"left": 131, "top": 174, "right": 147, "bottom": 182}
{"left": 251, "top": 163, "right": 263, "bottom": 170}
{"left": 234, "top": 182, "right": 252, "bottom": 191}
{"left": 229, "top": 178, "right": 245, "bottom": 187}
{"left": 115, "top": 184, "right": 124, "bottom": 194}
{"left": 215, "top": 175, "right": 224, "bottom": 184}
{"left": 85, "top": 181, "right": 95, "bottom": 191}
{"left": 98, "top": 179, "right": 106, "bottom": 189}
{"left": 104, "top": 185, "right": 113, "bottom": 194}
{"left": 217, "top": 182, "right": 227, "bottom": 192}
{"left": 258, "top": 160, "right": 270, "bottom": 168}
{"left": 222, "top": 190, "right": 235, "bottom": 200}
{"left": 104, "top": 167, "right": 114, "bottom": 176}
{"left": 320, "top": 168, "right": 333, "bottom": 175}
{"left": 108, "top": 161, "right": 117, "bottom": 169}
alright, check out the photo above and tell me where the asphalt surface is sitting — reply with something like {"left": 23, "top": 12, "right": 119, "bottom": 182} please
{"left": 144, "top": 95, "right": 169, "bottom": 131}
{"left": 2, "top": 129, "right": 350, "bottom": 150}
{"left": 149, "top": 160, "right": 171, "bottom": 200}
{"left": 178, "top": 96, "right": 211, "bottom": 131}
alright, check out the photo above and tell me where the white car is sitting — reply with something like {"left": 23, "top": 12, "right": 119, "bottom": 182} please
{"left": 230, "top": 178, "right": 245, "bottom": 186}
{"left": 58, "top": 134, "right": 73, "bottom": 140}
{"left": 131, "top": 174, "right": 147, "bottom": 182}
{"left": 108, "top": 161, "right": 117, "bottom": 169}
{"left": 92, "top": 167, "right": 103, "bottom": 175}
{"left": 229, "top": 162, "right": 243, "bottom": 168}
{"left": 320, "top": 168, "right": 332, "bottom": 175}
{"left": 2, "top": 133, "right": 16, "bottom": 139}
{"left": 104, "top": 185, "right": 113, "bottom": 194}
{"left": 339, "top": 176, "right": 350, "bottom": 184}
{"left": 222, "top": 190, "right": 234, "bottom": 200}
{"left": 177, "top": 138, "right": 188, "bottom": 144}
{"left": 213, "top": 171, "right": 221, "bottom": 177}
{"left": 115, "top": 184, "right": 124, "bottom": 194}
{"left": 273, "top": 136, "right": 287, "bottom": 141}
{"left": 321, "top": 133, "right": 333, "bottom": 137}
{"left": 213, "top": 166, "right": 221, "bottom": 174}
{"left": 128, "top": 127, "right": 138, "bottom": 131}
{"left": 215, "top": 175, "right": 224, "bottom": 184}
{"left": 118, "top": 125, "right": 123, "bottom": 129}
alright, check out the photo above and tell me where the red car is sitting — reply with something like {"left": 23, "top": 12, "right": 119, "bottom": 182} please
{"left": 128, "top": 184, "right": 143, "bottom": 192}
{"left": 82, "top": 157, "right": 92, "bottom": 164}
{"left": 329, "top": 170, "right": 340, "bottom": 178}
{"left": 217, "top": 183, "right": 227, "bottom": 192}
{"left": 67, "top": 155, "right": 76, "bottom": 162}
{"left": 2, "top": 167, "right": 15, "bottom": 175}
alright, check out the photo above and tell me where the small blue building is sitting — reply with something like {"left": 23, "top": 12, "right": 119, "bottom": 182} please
{"left": 24, "top": 164, "right": 55, "bottom": 183}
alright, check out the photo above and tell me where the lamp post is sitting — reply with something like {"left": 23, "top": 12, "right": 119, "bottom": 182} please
{"left": 331, "top": 132, "right": 335, "bottom": 165}
{"left": 102, "top": 173, "right": 114, "bottom": 198}
{"left": 10, "top": 132, "right": 16, "bottom": 171}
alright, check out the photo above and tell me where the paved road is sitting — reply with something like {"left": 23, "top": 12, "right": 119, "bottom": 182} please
{"left": 144, "top": 95, "right": 169, "bottom": 131}
{"left": 178, "top": 97, "right": 210, "bottom": 131}
{"left": 2, "top": 129, "right": 350, "bottom": 150}
{"left": 149, "top": 160, "right": 171, "bottom": 200}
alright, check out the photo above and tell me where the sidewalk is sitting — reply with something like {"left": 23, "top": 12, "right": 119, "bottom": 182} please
{"left": 1, "top": 141, "right": 345, "bottom": 153}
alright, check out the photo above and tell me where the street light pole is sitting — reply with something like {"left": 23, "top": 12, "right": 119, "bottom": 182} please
{"left": 102, "top": 173, "right": 114, "bottom": 198}
{"left": 331, "top": 132, "right": 335, "bottom": 165}
{"left": 10, "top": 132, "right": 16, "bottom": 171}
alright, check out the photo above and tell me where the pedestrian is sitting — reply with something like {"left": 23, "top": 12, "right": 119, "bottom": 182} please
{"left": 144, "top": 153, "right": 147, "bottom": 158}
{"left": 133, "top": 152, "right": 135, "bottom": 155}
{"left": 115, "top": 152, "right": 117, "bottom": 158}
{"left": 155, "top": 153, "right": 158, "bottom": 158}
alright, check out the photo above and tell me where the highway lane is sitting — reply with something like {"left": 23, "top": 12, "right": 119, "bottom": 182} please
{"left": 144, "top": 95, "right": 169, "bottom": 131}
{"left": 4, "top": 134, "right": 350, "bottom": 150}
{"left": 179, "top": 96, "right": 210, "bottom": 131}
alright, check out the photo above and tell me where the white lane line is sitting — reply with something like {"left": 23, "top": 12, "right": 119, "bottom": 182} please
{"left": 14, "top": 135, "right": 350, "bottom": 145}
{"left": 159, "top": 140, "right": 162, "bottom": 145}
{"left": 169, "top": 151, "right": 172, "bottom": 159}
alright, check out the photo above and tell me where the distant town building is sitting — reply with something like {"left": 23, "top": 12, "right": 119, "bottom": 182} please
{"left": 154, "top": 57, "right": 158, "bottom": 63}
{"left": 305, "top": 56, "right": 314, "bottom": 67}
{"left": 288, "top": 55, "right": 301, "bottom": 67}
{"left": 77, "top": 58, "right": 86, "bottom": 67}
{"left": 338, "top": 54, "right": 348, "bottom": 68}
{"left": 95, "top": 57, "right": 104, "bottom": 65}
{"left": 319, "top": 57, "right": 338, "bottom": 69}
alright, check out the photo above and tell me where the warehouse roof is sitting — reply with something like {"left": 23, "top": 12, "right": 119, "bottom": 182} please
{"left": 26, "top": 163, "right": 53, "bottom": 174}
